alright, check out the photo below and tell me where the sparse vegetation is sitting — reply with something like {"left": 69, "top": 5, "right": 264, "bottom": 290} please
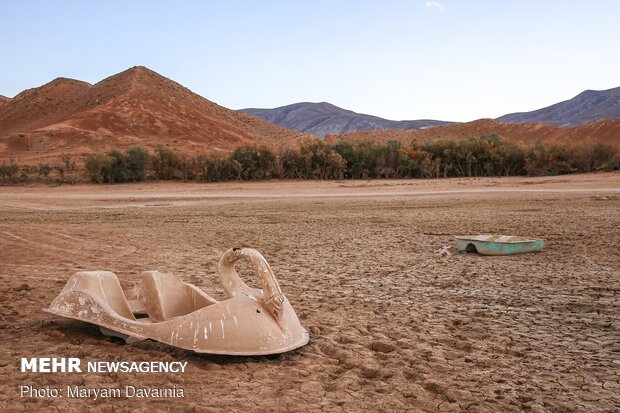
{"left": 0, "top": 157, "right": 19, "bottom": 184}
{"left": 61, "top": 154, "right": 77, "bottom": 184}
{"left": 37, "top": 163, "right": 52, "bottom": 182}
{"left": 1, "top": 136, "right": 618, "bottom": 185}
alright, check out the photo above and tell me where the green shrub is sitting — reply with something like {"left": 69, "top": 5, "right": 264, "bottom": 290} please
{"left": 0, "top": 158, "right": 19, "bottom": 184}
{"left": 84, "top": 153, "right": 112, "bottom": 183}
{"left": 37, "top": 164, "right": 52, "bottom": 182}
{"left": 231, "top": 145, "right": 280, "bottom": 180}
{"left": 195, "top": 153, "right": 241, "bottom": 182}
{"left": 126, "top": 147, "right": 150, "bottom": 181}
{"left": 152, "top": 145, "right": 181, "bottom": 180}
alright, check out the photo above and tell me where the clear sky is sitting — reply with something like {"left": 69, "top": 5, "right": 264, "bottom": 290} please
{"left": 1, "top": 1, "right": 619, "bottom": 122}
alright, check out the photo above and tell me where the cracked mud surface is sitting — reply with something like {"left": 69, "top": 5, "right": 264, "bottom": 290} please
{"left": 1, "top": 174, "right": 619, "bottom": 412}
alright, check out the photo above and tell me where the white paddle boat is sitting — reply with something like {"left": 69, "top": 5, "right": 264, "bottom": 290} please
{"left": 46, "top": 248, "right": 309, "bottom": 355}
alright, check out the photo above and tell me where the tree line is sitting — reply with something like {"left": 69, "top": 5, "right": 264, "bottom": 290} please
{"left": 1, "top": 135, "right": 618, "bottom": 185}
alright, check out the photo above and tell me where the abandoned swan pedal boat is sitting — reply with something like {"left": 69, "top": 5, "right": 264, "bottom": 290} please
{"left": 45, "top": 248, "right": 309, "bottom": 355}
{"left": 455, "top": 235, "right": 544, "bottom": 255}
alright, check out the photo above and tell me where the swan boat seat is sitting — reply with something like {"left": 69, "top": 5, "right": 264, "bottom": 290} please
{"left": 132, "top": 271, "right": 218, "bottom": 322}
{"left": 45, "top": 248, "right": 309, "bottom": 355}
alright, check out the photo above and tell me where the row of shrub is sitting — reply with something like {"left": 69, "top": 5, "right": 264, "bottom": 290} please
{"left": 1, "top": 136, "right": 618, "bottom": 185}
{"left": 81, "top": 136, "right": 619, "bottom": 183}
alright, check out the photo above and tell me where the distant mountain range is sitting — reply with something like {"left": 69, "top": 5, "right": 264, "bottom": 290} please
{"left": 242, "top": 87, "right": 620, "bottom": 136}
{"left": 498, "top": 86, "right": 620, "bottom": 127}
{"left": 241, "top": 102, "right": 452, "bottom": 137}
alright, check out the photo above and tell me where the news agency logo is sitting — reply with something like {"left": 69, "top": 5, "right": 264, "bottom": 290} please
{"left": 20, "top": 358, "right": 188, "bottom": 373}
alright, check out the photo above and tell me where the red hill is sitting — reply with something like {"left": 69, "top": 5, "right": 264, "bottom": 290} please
{"left": 0, "top": 78, "right": 92, "bottom": 136}
{"left": 0, "top": 67, "right": 307, "bottom": 162}
{"left": 326, "top": 118, "right": 620, "bottom": 147}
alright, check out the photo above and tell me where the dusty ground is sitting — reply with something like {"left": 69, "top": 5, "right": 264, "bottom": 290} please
{"left": 1, "top": 173, "right": 619, "bottom": 412}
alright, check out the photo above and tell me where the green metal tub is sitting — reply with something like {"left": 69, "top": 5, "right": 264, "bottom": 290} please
{"left": 455, "top": 235, "right": 544, "bottom": 256}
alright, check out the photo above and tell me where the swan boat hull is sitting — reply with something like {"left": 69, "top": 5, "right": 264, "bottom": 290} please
{"left": 45, "top": 248, "right": 309, "bottom": 355}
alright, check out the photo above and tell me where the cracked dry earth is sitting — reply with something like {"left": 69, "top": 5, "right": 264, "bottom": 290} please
{"left": 0, "top": 175, "right": 619, "bottom": 412}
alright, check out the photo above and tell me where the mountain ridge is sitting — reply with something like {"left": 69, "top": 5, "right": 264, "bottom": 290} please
{"left": 241, "top": 102, "right": 453, "bottom": 137}
{"left": 497, "top": 86, "right": 620, "bottom": 127}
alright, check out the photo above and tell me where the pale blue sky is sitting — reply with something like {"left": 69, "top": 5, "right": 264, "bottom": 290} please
{"left": 1, "top": 1, "right": 618, "bottom": 122}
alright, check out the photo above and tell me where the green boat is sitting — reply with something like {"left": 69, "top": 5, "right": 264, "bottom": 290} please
{"left": 454, "top": 235, "right": 544, "bottom": 256}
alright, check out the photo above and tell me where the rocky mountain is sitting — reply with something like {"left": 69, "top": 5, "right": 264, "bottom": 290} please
{"left": 0, "top": 67, "right": 307, "bottom": 162}
{"left": 497, "top": 86, "right": 620, "bottom": 127}
{"left": 241, "top": 102, "right": 452, "bottom": 137}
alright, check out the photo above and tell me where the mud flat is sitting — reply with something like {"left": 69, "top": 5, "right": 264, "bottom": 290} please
{"left": 1, "top": 173, "right": 619, "bottom": 412}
